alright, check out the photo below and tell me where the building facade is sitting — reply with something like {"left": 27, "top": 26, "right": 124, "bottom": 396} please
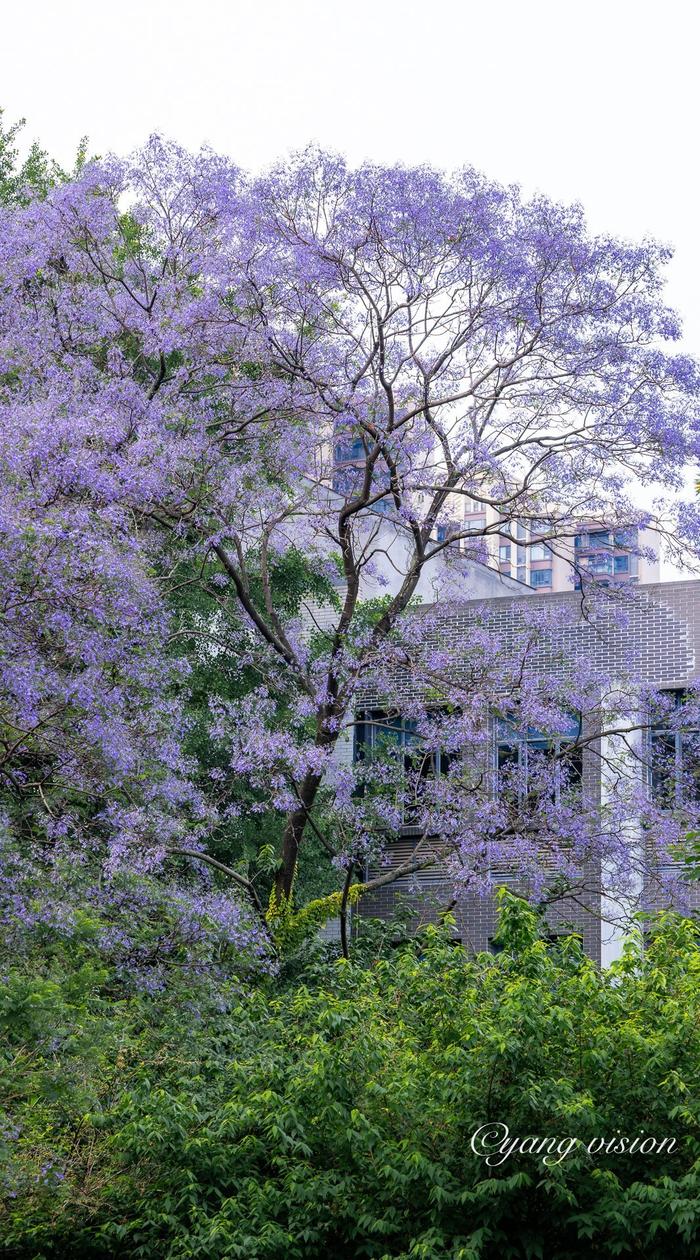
{"left": 354, "top": 580, "right": 700, "bottom": 965}
{"left": 450, "top": 496, "right": 661, "bottom": 592}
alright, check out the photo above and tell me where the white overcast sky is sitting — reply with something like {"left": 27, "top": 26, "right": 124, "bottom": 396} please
{"left": 2, "top": 0, "right": 697, "bottom": 318}
{"left": 3, "top": 0, "right": 698, "bottom": 338}
{"left": 2, "top": 0, "right": 699, "bottom": 571}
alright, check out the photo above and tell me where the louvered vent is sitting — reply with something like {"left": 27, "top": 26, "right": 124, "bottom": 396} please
{"left": 368, "top": 838, "right": 450, "bottom": 888}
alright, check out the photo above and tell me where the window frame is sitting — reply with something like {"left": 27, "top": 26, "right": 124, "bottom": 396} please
{"left": 649, "top": 690, "right": 700, "bottom": 807}
{"left": 494, "top": 711, "right": 583, "bottom": 806}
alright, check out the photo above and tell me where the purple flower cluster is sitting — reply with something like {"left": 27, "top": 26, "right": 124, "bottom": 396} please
{"left": 0, "top": 137, "right": 699, "bottom": 932}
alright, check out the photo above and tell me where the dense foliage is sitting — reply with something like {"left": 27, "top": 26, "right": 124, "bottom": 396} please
{"left": 1, "top": 125, "right": 699, "bottom": 939}
{"left": 2, "top": 116, "right": 700, "bottom": 1259}
{"left": 2, "top": 893, "right": 700, "bottom": 1259}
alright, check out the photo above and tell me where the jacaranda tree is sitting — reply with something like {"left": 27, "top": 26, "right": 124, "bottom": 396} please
{"left": 1, "top": 136, "right": 700, "bottom": 949}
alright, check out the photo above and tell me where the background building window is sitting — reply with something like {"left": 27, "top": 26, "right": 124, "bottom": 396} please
{"left": 588, "top": 530, "right": 612, "bottom": 547}
{"left": 334, "top": 437, "right": 366, "bottom": 463}
{"left": 614, "top": 528, "right": 636, "bottom": 548}
{"left": 531, "top": 568, "right": 552, "bottom": 588}
{"left": 584, "top": 554, "right": 612, "bottom": 575}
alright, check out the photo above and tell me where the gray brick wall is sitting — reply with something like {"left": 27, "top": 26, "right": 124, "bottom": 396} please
{"left": 356, "top": 581, "right": 700, "bottom": 962}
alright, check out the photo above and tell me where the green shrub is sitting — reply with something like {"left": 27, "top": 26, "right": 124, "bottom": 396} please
{"left": 2, "top": 894, "right": 700, "bottom": 1258}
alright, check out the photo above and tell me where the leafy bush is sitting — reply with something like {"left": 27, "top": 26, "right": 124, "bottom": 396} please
{"left": 2, "top": 894, "right": 700, "bottom": 1258}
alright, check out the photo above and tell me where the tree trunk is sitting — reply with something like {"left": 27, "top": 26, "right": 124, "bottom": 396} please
{"left": 274, "top": 770, "right": 323, "bottom": 902}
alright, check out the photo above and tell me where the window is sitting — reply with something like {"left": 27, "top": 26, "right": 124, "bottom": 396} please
{"left": 355, "top": 711, "right": 420, "bottom": 803}
{"left": 464, "top": 516, "right": 486, "bottom": 533}
{"left": 489, "top": 931, "right": 578, "bottom": 955}
{"left": 614, "top": 555, "right": 629, "bottom": 574}
{"left": 516, "top": 565, "right": 527, "bottom": 583}
{"left": 588, "top": 530, "right": 612, "bottom": 548}
{"left": 650, "top": 691, "right": 700, "bottom": 806}
{"left": 355, "top": 711, "right": 418, "bottom": 759}
{"left": 584, "top": 553, "right": 612, "bottom": 575}
{"left": 496, "top": 712, "right": 582, "bottom": 805}
{"left": 334, "top": 437, "right": 366, "bottom": 463}
{"left": 332, "top": 444, "right": 395, "bottom": 513}
{"left": 355, "top": 710, "right": 457, "bottom": 821}
{"left": 499, "top": 543, "right": 511, "bottom": 562}
{"left": 530, "top": 568, "right": 552, "bottom": 588}
{"left": 530, "top": 543, "right": 550, "bottom": 561}
{"left": 614, "top": 528, "right": 636, "bottom": 548}
{"left": 332, "top": 464, "right": 362, "bottom": 495}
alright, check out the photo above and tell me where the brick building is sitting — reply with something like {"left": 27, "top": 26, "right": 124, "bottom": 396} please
{"left": 353, "top": 580, "right": 700, "bottom": 965}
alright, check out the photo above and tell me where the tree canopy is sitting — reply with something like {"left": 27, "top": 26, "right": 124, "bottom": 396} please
{"left": 1, "top": 134, "right": 699, "bottom": 946}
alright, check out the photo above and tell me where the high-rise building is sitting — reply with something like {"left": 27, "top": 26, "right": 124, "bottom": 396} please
{"left": 330, "top": 444, "right": 660, "bottom": 592}
{"left": 455, "top": 498, "right": 661, "bottom": 591}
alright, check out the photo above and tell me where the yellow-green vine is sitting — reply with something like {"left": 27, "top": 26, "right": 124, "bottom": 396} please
{"left": 266, "top": 884, "right": 365, "bottom": 953}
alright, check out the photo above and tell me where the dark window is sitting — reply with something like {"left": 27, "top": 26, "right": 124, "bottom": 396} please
{"left": 332, "top": 460, "right": 393, "bottom": 512}
{"left": 495, "top": 713, "right": 583, "bottom": 805}
{"left": 355, "top": 709, "right": 458, "bottom": 821}
{"left": 588, "top": 529, "right": 612, "bottom": 547}
{"left": 650, "top": 691, "right": 700, "bottom": 806}
{"left": 332, "top": 456, "right": 364, "bottom": 493}
{"left": 530, "top": 568, "right": 552, "bottom": 588}
{"left": 488, "top": 931, "right": 577, "bottom": 955}
{"left": 614, "top": 554, "right": 629, "bottom": 574}
{"left": 334, "top": 438, "right": 366, "bottom": 463}
{"left": 355, "top": 710, "right": 454, "bottom": 771}
{"left": 355, "top": 710, "right": 418, "bottom": 760}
